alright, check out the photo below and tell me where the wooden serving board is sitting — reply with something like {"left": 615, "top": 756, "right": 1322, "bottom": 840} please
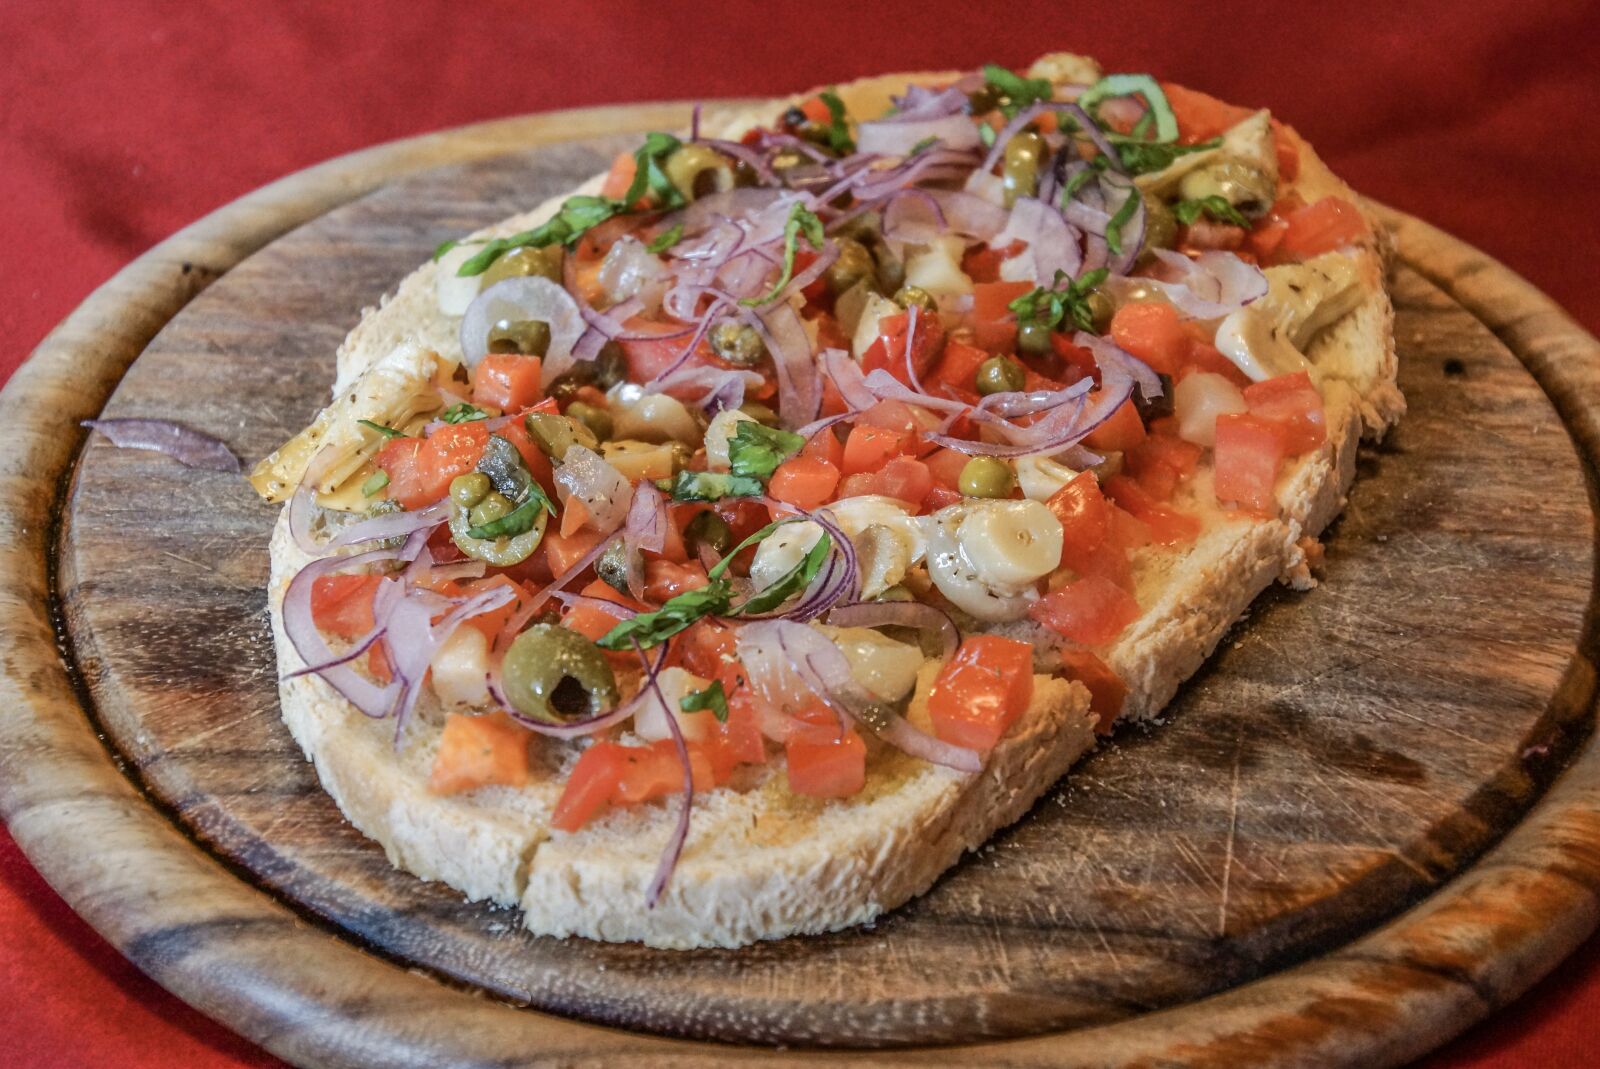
{"left": 4, "top": 103, "right": 1600, "bottom": 1068}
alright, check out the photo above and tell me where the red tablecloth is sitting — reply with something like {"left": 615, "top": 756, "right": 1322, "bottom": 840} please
{"left": 3, "top": 2, "right": 1597, "bottom": 1065}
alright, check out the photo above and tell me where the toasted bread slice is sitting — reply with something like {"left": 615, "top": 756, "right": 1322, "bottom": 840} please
{"left": 267, "top": 55, "right": 1396, "bottom": 948}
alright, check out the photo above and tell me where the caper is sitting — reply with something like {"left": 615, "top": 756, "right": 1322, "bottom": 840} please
{"left": 501, "top": 624, "right": 619, "bottom": 724}
{"left": 1084, "top": 289, "right": 1115, "bottom": 334}
{"left": 1178, "top": 160, "right": 1275, "bottom": 219}
{"left": 449, "top": 472, "right": 492, "bottom": 509}
{"left": 739, "top": 402, "right": 779, "bottom": 426}
{"left": 481, "top": 245, "right": 562, "bottom": 287}
{"left": 595, "top": 539, "right": 631, "bottom": 596}
{"left": 958, "top": 456, "right": 1016, "bottom": 499}
{"left": 826, "top": 238, "right": 877, "bottom": 296}
{"left": 1140, "top": 196, "right": 1178, "bottom": 260}
{"left": 975, "top": 356, "right": 1026, "bottom": 396}
{"left": 565, "top": 400, "right": 613, "bottom": 442}
{"left": 593, "top": 341, "right": 626, "bottom": 389}
{"left": 871, "top": 243, "right": 905, "bottom": 294}
{"left": 966, "top": 84, "right": 1002, "bottom": 116}
{"left": 1001, "top": 130, "right": 1046, "bottom": 208}
{"left": 1016, "top": 320, "right": 1053, "bottom": 358}
{"left": 684, "top": 511, "right": 733, "bottom": 556}
{"left": 709, "top": 321, "right": 767, "bottom": 366}
{"left": 486, "top": 318, "right": 551, "bottom": 357}
{"left": 894, "top": 285, "right": 938, "bottom": 316}
{"left": 663, "top": 143, "right": 736, "bottom": 202}
{"left": 525, "top": 412, "right": 597, "bottom": 462}
{"left": 468, "top": 491, "right": 514, "bottom": 528}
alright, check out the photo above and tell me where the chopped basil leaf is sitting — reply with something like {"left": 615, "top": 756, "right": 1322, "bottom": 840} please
{"left": 465, "top": 496, "right": 544, "bottom": 539}
{"left": 440, "top": 402, "right": 489, "bottom": 424}
{"left": 1173, "top": 195, "right": 1250, "bottom": 228}
{"left": 727, "top": 421, "right": 804, "bottom": 481}
{"left": 357, "top": 419, "right": 403, "bottom": 439}
{"left": 361, "top": 471, "right": 390, "bottom": 497}
{"left": 909, "top": 136, "right": 939, "bottom": 156}
{"left": 1103, "top": 188, "right": 1144, "bottom": 256}
{"left": 978, "top": 124, "right": 997, "bottom": 148}
{"left": 1078, "top": 74, "right": 1179, "bottom": 143}
{"left": 596, "top": 580, "right": 733, "bottom": 651}
{"left": 1059, "top": 158, "right": 1105, "bottom": 204}
{"left": 740, "top": 203, "right": 825, "bottom": 307}
{"left": 1009, "top": 268, "right": 1110, "bottom": 334}
{"left": 982, "top": 63, "right": 1053, "bottom": 119}
{"left": 707, "top": 519, "right": 784, "bottom": 580}
{"left": 736, "top": 529, "right": 831, "bottom": 616}
{"left": 1111, "top": 135, "right": 1220, "bottom": 176}
{"left": 619, "top": 131, "right": 686, "bottom": 213}
{"left": 680, "top": 679, "right": 730, "bottom": 723}
{"left": 478, "top": 434, "right": 559, "bottom": 519}
{"left": 818, "top": 88, "right": 855, "bottom": 154}
{"left": 646, "top": 222, "right": 685, "bottom": 254}
{"left": 659, "top": 470, "right": 765, "bottom": 503}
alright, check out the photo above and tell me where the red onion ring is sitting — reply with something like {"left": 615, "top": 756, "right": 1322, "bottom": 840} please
{"left": 641, "top": 639, "right": 693, "bottom": 908}
{"left": 81, "top": 418, "right": 239, "bottom": 472}
{"left": 825, "top": 600, "right": 960, "bottom": 659}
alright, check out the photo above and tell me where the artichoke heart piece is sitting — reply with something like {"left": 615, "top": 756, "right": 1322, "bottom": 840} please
{"left": 249, "top": 342, "right": 443, "bottom": 503}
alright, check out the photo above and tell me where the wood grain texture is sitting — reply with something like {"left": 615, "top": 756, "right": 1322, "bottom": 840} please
{"left": 1, "top": 106, "right": 1598, "bottom": 1068}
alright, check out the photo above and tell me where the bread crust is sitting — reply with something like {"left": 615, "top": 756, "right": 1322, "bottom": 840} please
{"left": 267, "top": 57, "right": 1398, "bottom": 947}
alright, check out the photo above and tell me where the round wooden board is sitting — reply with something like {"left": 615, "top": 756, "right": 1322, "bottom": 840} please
{"left": 4, "top": 102, "right": 1600, "bottom": 1068}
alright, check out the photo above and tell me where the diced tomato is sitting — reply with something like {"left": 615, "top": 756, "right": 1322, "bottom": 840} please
{"left": 616, "top": 317, "right": 713, "bottom": 381}
{"left": 1030, "top": 575, "right": 1141, "bottom": 647}
{"left": 613, "top": 740, "right": 715, "bottom": 805}
{"left": 1058, "top": 651, "right": 1127, "bottom": 735}
{"left": 1162, "top": 80, "right": 1298, "bottom": 178}
{"left": 784, "top": 705, "right": 866, "bottom": 798}
{"left": 799, "top": 427, "right": 844, "bottom": 469}
{"left": 841, "top": 424, "right": 912, "bottom": 475}
{"left": 873, "top": 456, "right": 934, "bottom": 507}
{"left": 1110, "top": 302, "right": 1189, "bottom": 376}
{"left": 768, "top": 455, "right": 840, "bottom": 510}
{"left": 923, "top": 485, "right": 964, "bottom": 511}
{"left": 1083, "top": 397, "right": 1148, "bottom": 452}
{"left": 1248, "top": 212, "right": 1291, "bottom": 262}
{"left": 1124, "top": 431, "right": 1204, "bottom": 501}
{"left": 923, "top": 446, "right": 971, "bottom": 491}
{"left": 563, "top": 580, "right": 644, "bottom": 644}
{"left": 375, "top": 421, "right": 491, "bottom": 510}
{"left": 927, "top": 338, "right": 990, "bottom": 396}
{"left": 860, "top": 310, "right": 945, "bottom": 385}
{"left": 676, "top": 619, "right": 738, "bottom": 678}
{"left": 798, "top": 95, "right": 832, "bottom": 124}
{"left": 855, "top": 398, "right": 927, "bottom": 440}
{"left": 835, "top": 472, "right": 873, "bottom": 499}
{"left": 600, "top": 151, "right": 637, "bottom": 201}
{"left": 1045, "top": 472, "right": 1113, "bottom": 563}
{"left": 552, "top": 741, "right": 629, "bottom": 832}
{"left": 1178, "top": 218, "right": 1247, "bottom": 255}
{"left": 310, "top": 574, "right": 381, "bottom": 639}
{"left": 961, "top": 242, "right": 1023, "bottom": 285}
{"left": 1181, "top": 337, "right": 1253, "bottom": 388}
{"left": 1213, "top": 412, "right": 1287, "bottom": 515}
{"left": 544, "top": 526, "right": 606, "bottom": 578}
{"left": 1274, "top": 124, "right": 1302, "bottom": 183}
{"left": 927, "top": 635, "right": 1035, "bottom": 751}
{"left": 1112, "top": 504, "right": 1153, "bottom": 549}
{"left": 1278, "top": 197, "right": 1367, "bottom": 260}
{"left": 459, "top": 575, "right": 527, "bottom": 641}
{"left": 643, "top": 559, "right": 708, "bottom": 603}
{"left": 972, "top": 280, "right": 1032, "bottom": 322}
{"left": 1244, "top": 371, "right": 1326, "bottom": 456}
{"left": 1049, "top": 334, "right": 1101, "bottom": 384}
{"left": 471, "top": 354, "right": 543, "bottom": 412}
{"left": 1103, "top": 474, "right": 1202, "bottom": 545}
{"left": 428, "top": 712, "right": 531, "bottom": 796}
{"left": 703, "top": 672, "right": 769, "bottom": 780}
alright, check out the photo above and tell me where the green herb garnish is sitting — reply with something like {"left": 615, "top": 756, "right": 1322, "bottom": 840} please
{"left": 727, "top": 421, "right": 804, "bottom": 481}
{"left": 1078, "top": 74, "right": 1179, "bottom": 143}
{"left": 1103, "top": 189, "right": 1144, "bottom": 256}
{"left": 817, "top": 88, "right": 855, "bottom": 154}
{"left": 465, "top": 497, "right": 544, "bottom": 540}
{"left": 1008, "top": 268, "right": 1111, "bottom": 335}
{"left": 658, "top": 470, "right": 765, "bottom": 503}
{"left": 646, "top": 222, "right": 685, "bottom": 254}
{"left": 1173, "top": 195, "right": 1249, "bottom": 228}
{"left": 361, "top": 471, "right": 390, "bottom": 497}
{"left": 680, "top": 679, "right": 730, "bottom": 723}
{"left": 736, "top": 530, "right": 831, "bottom": 616}
{"left": 357, "top": 419, "right": 403, "bottom": 439}
{"left": 740, "top": 203, "right": 825, "bottom": 307}
{"left": 439, "top": 402, "right": 489, "bottom": 424}
{"left": 1110, "top": 135, "right": 1220, "bottom": 176}
{"left": 982, "top": 63, "right": 1054, "bottom": 119}
{"left": 596, "top": 582, "right": 733, "bottom": 651}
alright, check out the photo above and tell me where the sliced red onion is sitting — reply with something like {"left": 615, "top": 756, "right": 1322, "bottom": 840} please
{"left": 553, "top": 445, "right": 634, "bottom": 535}
{"left": 975, "top": 378, "right": 1094, "bottom": 419}
{"left": 323, "top": 499, "right": 450, "bottom": 551}
{"left": 1109, "top": 249, "right": 1268, "bottom": 320}
{"left": 877, "top": 718, "right": 986, "bottom": 773}
{"left": 81, "top": 418, "right": 239, "bottom": 472}
{"left": 822, "top": 348, "right": 877, "bottom": 412}
{"left": 890, "top": 84, "right": 971, "bottom": 122}
{"left": 651, "top": 365, "right": 762, "bottom": 412}
{"left": 621, "top": 480, "right": 667, "bottom": 598}
{"left": 698, "top": 138, "right": 778, "bottom": 186}
{"left": 459, "top": 277, "right": 584, "bottom": 379}
{"left": 551, "top": 590, "right": 638, "bottom": 619}
{"left": 1076, "top": 330, "right": 1163, "bottom": 400}
{"left": 826, "top": 600, "right": 959, "bottom": 658}
{"left": 749, "top": 301, "right": 819, "bottom": 430}
{"left": 286, "top": 447, "right": 340, "bottom": 555}
{"left": 980, "top": 101, "right": 1116, "bottom": 176}
{"left": 519, "top": 531, "right": 619, "bottom": 622}
{"left": 642, "top": 639, "right": 693, "bottom": 908}
{"left": 881, "top": 189, "right": 947, "bottom": 245}
{"left": 384, "top": 581, "right": 521, "bottom": 743}
{"left": 857, "top": 114, "right": 981, "bottom": 156}
{"left": 426, "top": 560, "right": 487, "bottom": 582}
{"left": 282, "top": 546, "right": 411, "bottom": 717}
{"left": 993, "top": 196, "right": 1082, "bottom": 285}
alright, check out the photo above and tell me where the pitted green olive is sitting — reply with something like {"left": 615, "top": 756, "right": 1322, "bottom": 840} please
{"left": 663, "top": 144, "right": 737, "bottom": 202}
{"left": 482, "top": 245, "right": 562, "bottom": 287}
{"left": 826, "top": 238, "right": 877, "bottom": 296}
{"left": 501, "top": 624, "right": 619, "bottom": 724}
{"left": 1178, "top": 160, "right": 1275, "bottom": 219}
{"left": 1001, "top": 130, "right": 1047, "bottom": 208}
{"left": 684, "top": 510, "right": 733, "bottom": 556}
{"left": 447, "top": 498, "right": 547, "bottom": 567}
{"left": 525, "top": 412, "right": 598, "bottom": 462}
{"left": 486, "top": 318, "right": 550, "bottom": 357}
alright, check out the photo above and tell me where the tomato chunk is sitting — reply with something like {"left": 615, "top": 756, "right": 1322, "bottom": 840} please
{"left": 563, "top": 580, "right": 645, "bottom": 643}
{"left": 1029, "top": 575, "right": 1141, "bottom": 647}
{"left": 1058, "top": 650, "right": 1127, "bottom": 735}
{"left": 643, "top": 559, "right": 708, "bottom": 603}
{"left": 1083, "top": 397, "right": 1147, "bottom": 452}
{"left": 471, "top": 354, "right": 543, "bottom": 412}
{"left": 1213, "top": 412, "right": 1287, "bottom": 514}
{"left": 544, "top": 526, "right": 606, "bottom": 577}
{"left": 927, "top": 635, "right": 1035, "bottom": 751}
{"left": 927, "top": 338, "right": 991, "bottom": 396}
{"left": 375, "top": 421, "right": 491, "bottom": 509}
{"left": 1279, "top": 197, "right": 1367, "bottom": 260}
{"left": 1243, "top": 371, "right": 1326, "bottom": 456}
{"left": 459, "top": 575, "right": 527, "bottom": 641}
{"left": 784, "top": 705, "right": 866, "bottom": 798}
{"left": 1103, "top": 475, "right": 1202, "bottom": 545}
{"left": 768, "top": 455, "right": 840, "bottom": 510}
{"left": 868, "top": 456, "right": 934, "bottom": 508}
{"left": 552, "top": 742, "right": 628, "bottom": 831}
{"left": 841, "top": 424, "right": 911, "bottom": 475}
{"left": 1110, "top": 302, "right": 1189, "bottom": 376}
{"left": 613, "top": 740, "right": 715, "bottom": 805}
{"left": 1124, "top": 429, "right": 1204, "bottom": 501}
{"left": 310, "top": 574, "right": 381, "bottom": 639}
{"left": 428, "top": 712, "right": 530, "bottom": 796}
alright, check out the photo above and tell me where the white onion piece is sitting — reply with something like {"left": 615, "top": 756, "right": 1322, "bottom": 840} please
{"left": 599, "top": 236, "right": 668, "bottom": 305}
{"left": 459, "top": 276, "right": 584, "bottom": 379}
{"left": 857, "top": 114, "right": 981, "bottom": 156}
{"left": 612, "top": 391, "right": 702, "bottom": 444}
{"left": 434, "top": 244, "right": 482, "bottom": 317}
{"left": 1108, "top": 249, "right": 1268, "bottom": 320}
{"left": 994, "top": 197, "right": 1082, "bottom": 285}
{"left": 553, "top": 445, "right": 634, "bottom": 534}
{"left": 1175, "top": 372, "right": 1248, "bottom": 447}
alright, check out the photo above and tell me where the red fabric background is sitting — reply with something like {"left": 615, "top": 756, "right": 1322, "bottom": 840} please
{"left": 2, "top": 2, "right": 1596, "bottom": 1065}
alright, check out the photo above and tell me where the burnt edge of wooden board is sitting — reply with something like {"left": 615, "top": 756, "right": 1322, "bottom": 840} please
{"left": 1, "top": 102, "right": 1598, "bottom": 1069}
